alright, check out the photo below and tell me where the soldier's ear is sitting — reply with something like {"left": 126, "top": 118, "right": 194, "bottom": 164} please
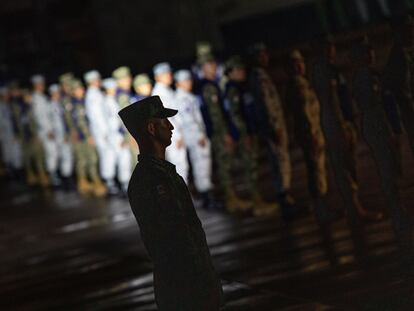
{"left": 147, "top": 121, "right": 156, "bottom": 136}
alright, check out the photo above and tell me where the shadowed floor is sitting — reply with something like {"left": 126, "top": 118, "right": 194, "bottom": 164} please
{"left": 1, "top": 136, "right": 414, "bottom": 310}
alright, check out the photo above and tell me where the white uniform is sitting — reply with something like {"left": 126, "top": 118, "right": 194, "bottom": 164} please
{"left": 103, "top": 93, "right": 132, "bottom": 186}
{"left": 50, "top": 98, "right": 73, "bottom": 177}
{"left": 152, "top": 82, "right": 189, "bottom": 182}
{"left": 32, "top": 91, "right": 58, "bottom": 174}
{"left": 85, "top": 86, "right": 117, "bottom": 181}
{"left": 0, "top": 101, "right": 15, "bottom": 167}
{"left": 175, "top": 88, "right": 212, "bottom": 192}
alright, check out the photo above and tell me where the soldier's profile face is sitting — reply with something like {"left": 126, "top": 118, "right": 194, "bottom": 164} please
{"left": 293, "top": 60, "right": 306, "bottom": 76}
{"left": 152, "top": 118, "right": 173, "bottom": 147}
{"left": 229, "top": 67, "right": 246, "bottom": 82}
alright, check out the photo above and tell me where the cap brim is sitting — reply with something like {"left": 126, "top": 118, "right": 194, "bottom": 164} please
{"left": 154, "top": 108, "right": 178, "bottom": 118}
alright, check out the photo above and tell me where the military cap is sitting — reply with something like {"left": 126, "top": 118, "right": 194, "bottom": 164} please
{"left": 153, "top": 62, "right": 172, "bottom": 76}
{"left": 48, "top": 84, "right": 60, "bottom": 93}
{"left": 59, "top": 72, "right": 74, "bottom": 84}
{"left": 289, "top": 49, "right": 304, "bottom": 61}
{"left": 133, "top": 74, "right": 151, "bottom": 87}
{"left": 118, "top": 95, "right": 177, "bottom": 136}
{"left": 225, "top": 56, "right": 245, "bottom": 72}
{"left": 70, "top": 79, "right": 84, "bottom": 91}
{"left": 174, "top": 70, "right": 192, "bottom": 82}
{"left": 83, "top": 70, "right": 101, "bottom": 83}
{"left": 112, "top": 66, "right": 131, "bottom": 80}
{"left": 31, "top": 74, "right": 45, "bottom": 84}
{"left": 198, "top": 53, "right": 216, "bottom": 65}
{"left": 102, "top": 78, "right": 117, "bottom": 90}
{"left": 196, "top": 41, "right": 212, "bottom": 58}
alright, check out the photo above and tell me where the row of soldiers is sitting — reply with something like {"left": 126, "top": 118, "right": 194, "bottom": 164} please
{"left": 1, "top": 18, "right": 414, "bottom": 249}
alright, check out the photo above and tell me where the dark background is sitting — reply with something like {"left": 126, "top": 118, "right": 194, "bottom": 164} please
{"left": 0, "top": 0, "right": 411, "bottom": 83}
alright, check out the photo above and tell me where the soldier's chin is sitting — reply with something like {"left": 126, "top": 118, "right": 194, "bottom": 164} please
{"left": 166, "top": 138, "right": 172, "bottom": 146}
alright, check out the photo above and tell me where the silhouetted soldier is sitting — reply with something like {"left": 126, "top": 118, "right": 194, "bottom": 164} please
{"left": 383, "top": 16, "right": 414, "bottom": 159}
{"left": 118, "top": 95, "right": 223, "bottom": 311}
{"left": 285, "top": 50, "right": 338, "bottom": 223}
{"left": 312, "top": 37, "right": 382, "bottom": 222}
{"left": 353, "top": 40, "right": 413, "bottom": 263}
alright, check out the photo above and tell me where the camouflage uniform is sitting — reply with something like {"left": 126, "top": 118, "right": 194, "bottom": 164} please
{"left": 20, "top": 92, "right": 47, "bottom": 185}
{"left": 383, "top": 35, "right": 414, "bottom": 158}
{"left": 224, "top": 80, "right": 258, "bottom": 189}
{"left": 129, "top": 153, "right": 223, "bottom": 310}
{"left": 353, "top": 58, "right": 412, "bottom": 253}
{"left": 312, "top": 57, "right": 363, "bottom": 221}
{"left": 71, "top": 81, "right": 106, "bottom": 196}
{"left": 285, "top": 51, "right": 328, "bottom": 217}
{"left": 249, "top": 67, "right": 292, "bottom": 196}
{"left": 199, "top": 78, "right": 230, "bottom": 192}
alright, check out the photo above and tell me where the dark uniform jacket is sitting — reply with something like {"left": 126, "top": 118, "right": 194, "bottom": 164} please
{"left": 128, "top": 154, "right": 223, "bottom": 311}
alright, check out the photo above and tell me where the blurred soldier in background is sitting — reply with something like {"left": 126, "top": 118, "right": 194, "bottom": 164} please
{"left": 8, "top": 81, "right": 24, "bottom": 176}
{"left": 71, "top": 79, "right": 106, "bottom": 196}
{"left": 249, "top": 43, "right": 298, "bottom": 219}
{"left": 352, "top": 40, "right": 413, "bottom": 263}
{"left": 198, "top": 54, "right": 252, "bottom": 212}
{"left": 285, "top": 50, "right": 339, "bottom": 223}
{"left": 59, "top": 73, "right": 76, "bottom": 188}
{"left": 174, "top": 69, "right": 220, "bottom": 209}
{"left": 131, "top": 74, "right": 152, "bottom": 102}
{"left": 312, "top": 38, "right": 382, "bottom": 222}
{"left": 0, "top": 86, "right": 14, "bottom": 175}
{"left": 152, "top": 62, "right": 188, "bottom": 182}
{"left": 20, "top": 89, "right": 48, "bottom": 186}
{"left": 113, "top": 66, "right": 137, "bottom": 168}
{"left": 49, "top": 84, "right": 73, "bottom": 182}
{"left": 224, "top": 56, "right": 278, "bottom": 216}
{"left": 31, "top": 74, "right": 60, "bottom": 187}
{"left": 84, "top": 70, "right": 118, "bottom": 195}
{"left": 102, "top": 78, "right": 132, "bottom": 194}
{"left": 383, "top": 16, "right": 414, "bottom": 160}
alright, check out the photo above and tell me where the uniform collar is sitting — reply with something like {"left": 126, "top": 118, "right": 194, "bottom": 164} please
{"left": 138, "top": 154, "right": 176, "bottom": 172}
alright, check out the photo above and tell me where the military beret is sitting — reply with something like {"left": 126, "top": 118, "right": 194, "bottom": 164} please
{"left": 133, "top": 74, "right": 152, "bottom": 87}
{"left": 118, "top": 95, "right": 177, "bottom": 136}
{"left": 59, "top": 72, "right": 74, "bottom": 84}
{"left": 48, "top": 84, "right": 60, "bottom": 93}
{"left": 70, "top": 79, "right": 84, "bottom": 90}
{"left": 83, "top": 70, "right": 101, "bottom": 83}
{"left": 31, "top": 74, "right": 45, "bottom": 84}
{"left": 112, "top": 66, "right": 131, "bottom": 80}
{"left": 153, "top": 62, "right": 172, "bottom": 76}
{"left": 174, "top": 70, "right": 192, "bottom": 82}
{"left": 289, "top": 49, "right": 304, "bottom": 61}
{"left": 102, "top": 78, "right": 117, "bottom": 90}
